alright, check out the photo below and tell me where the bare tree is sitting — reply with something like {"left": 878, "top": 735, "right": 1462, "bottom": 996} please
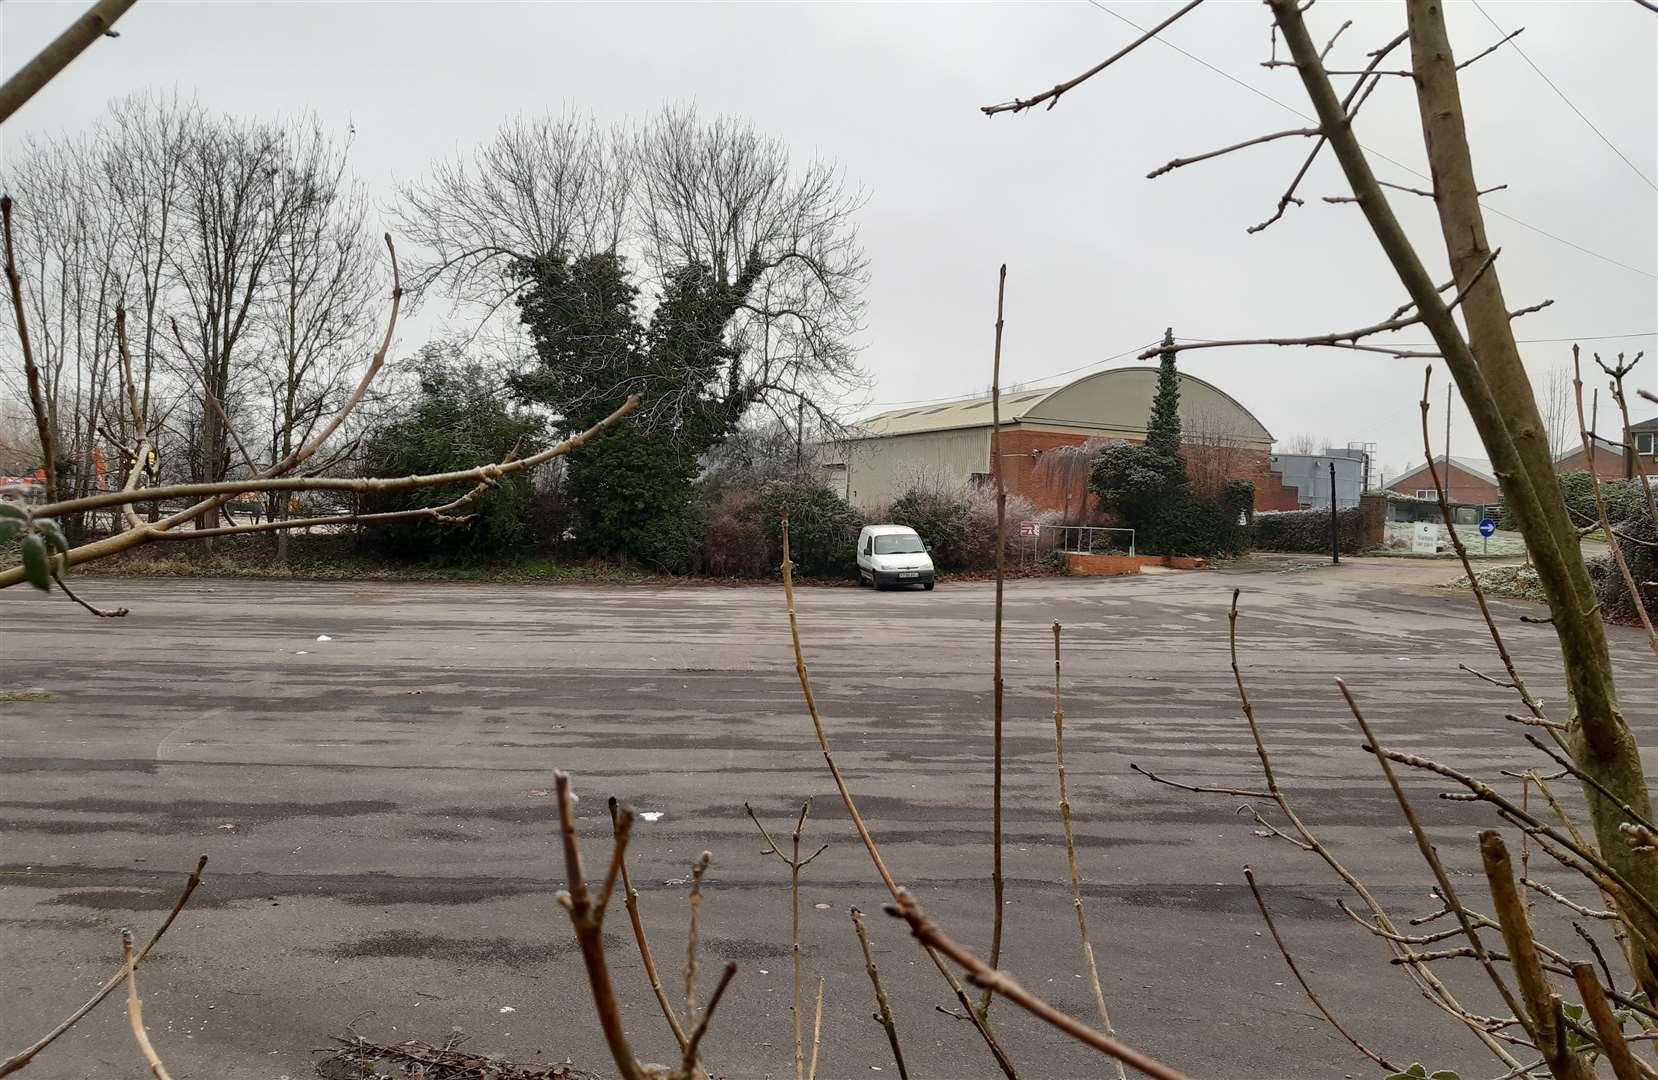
{"left": 104, "top": 92, "right": 199, "bottom": 513}
{"left": 393, "top": 104, "right": 868, "bottom": 438}
{"left": 1184, "top": 410, "right": 1260, "bottom": 499}
{"left": 1538, "top": 362, "right": 1576, "bottom": 461}
{"left": 0, "top": 134, "right": 128, "bottom": 532}
{"left": 393, "top": 108, "right": 631, "bottom": 312}
{"left": 631, "top": 104, "right": 868, "bottom": 431}
{"left": 258, "top": 132, "right": 380, "bottom": 561}
{"left": 1280, "top": 432, "right": 1326, "bottom": 455}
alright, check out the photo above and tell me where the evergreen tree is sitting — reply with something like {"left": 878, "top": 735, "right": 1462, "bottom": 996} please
{"left": 1145, "top": 327, "right": 1183, "bottom": 457}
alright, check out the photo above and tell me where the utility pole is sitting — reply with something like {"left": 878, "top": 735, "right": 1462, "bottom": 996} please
{"left": 794, "top": 400, "right": 805, "bottom": 481}
{"left": 1444, "top": 381, "right": 1453, "bottom": 503}
{"left": 1329, "top": 460, "right": 1340, "bottom": 565}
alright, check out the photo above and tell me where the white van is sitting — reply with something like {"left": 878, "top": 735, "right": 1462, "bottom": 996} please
{"left": 856, "top": 524, "right": 936, "bottom": 591}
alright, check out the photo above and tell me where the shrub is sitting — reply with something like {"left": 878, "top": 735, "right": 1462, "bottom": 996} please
{"left": 565, "top": 432, "right": 702, "bottom": 574}
{"left": 1589, "top": 491, "right": 1656, "bottom": 624}
{"left": 887, "top": 487, "right": 971, "bottom": 570}
{"left": 961, "top": 486, "right": 1038, "bottom": 568}
{"left": 696, "top": 492, "right": 770, "bottom": 578}
{"left": 1252, "top": 506, "right": 1371, "bottom": 554}
{"left": 1501, "top": 473, "right": 1646, "bottom": 530}
{"left": 360, "top": 354, "right": 546, "bottom": 564}
{"left": 885, "top": 483, "right": 1037, "bottom": 571}
{"left": 745, "top": 481, "right": 863, "bottom": 578}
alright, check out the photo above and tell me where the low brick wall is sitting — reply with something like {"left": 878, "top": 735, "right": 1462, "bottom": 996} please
{"left": 1064, "top": 553, "right": 1143, "bottom": 577}
{"left": 1063, "top": 553, "right": 1209, "bottom": 576}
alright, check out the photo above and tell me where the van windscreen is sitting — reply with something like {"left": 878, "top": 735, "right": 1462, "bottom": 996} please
{"left": 874, "top": 534, "right": 925, "bottom": 555}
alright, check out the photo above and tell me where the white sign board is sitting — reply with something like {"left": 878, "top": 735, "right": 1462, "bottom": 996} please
{"left": 1411, "top": 522, "right": 1439, "bottom": 554}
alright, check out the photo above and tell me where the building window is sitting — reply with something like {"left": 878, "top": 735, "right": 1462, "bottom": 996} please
{"left": 1640, "top": 432, "right": 1655, "bottom": 456}
{"left": 1415, "top": 489, "right": 1434, "bottom": 499}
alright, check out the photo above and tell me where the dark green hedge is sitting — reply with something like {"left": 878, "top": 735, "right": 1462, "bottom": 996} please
{"left": 1501, "top": 473, "right": 1647, "bottom": 530}
{"left": 1251, "top": 506, "right": 1371, "bottom": 554}
{"left": 1589, "top": 493, "right": 1656, "bottom": 624}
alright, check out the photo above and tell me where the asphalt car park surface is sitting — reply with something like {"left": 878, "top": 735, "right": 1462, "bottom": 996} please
{"left": 2, "top": 561, "right": 1653, "bottom": 1078}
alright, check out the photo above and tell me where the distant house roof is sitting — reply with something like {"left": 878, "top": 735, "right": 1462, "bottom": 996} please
{"left": 848, "top": 366, "right": 1274, "bottom": 443}
{"left": 1554, "top": 434, "right": 1623, "bottom": 464}
{"left": 1384, "top": 454, "right": 1497, "bottom": 489}
{"left": 1630, "top": 415, "right": 1658, "bottom": 434}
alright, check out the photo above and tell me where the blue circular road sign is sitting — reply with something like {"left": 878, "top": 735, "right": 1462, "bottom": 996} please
{"left": 1478, "top": 518, "right": 1497, "bottom": 537}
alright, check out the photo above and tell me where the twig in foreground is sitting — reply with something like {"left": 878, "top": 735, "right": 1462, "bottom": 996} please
{"left": 1478, "top": 830, "right": 1591, "bottom": 1076}
{"left": 1571, "top": 963, "right": 1642, "bottom": 1080}
{"left": 776, "top": 520, "right": 1018, "bottom": 1077}
{"left": 885, "top": 889, "right": 1193, "bottom": 1080}
{"left": 806, "top": 976, "right": 826, "bottom": 1080}
{"left": 608, "top": 797, "right": 691, "bottom": 1053}
{"left": 980, "top": 0, "right": 1204, "bottom": 115}
{"left": 1337, "top": 680, "right": 1531, "bottom": 1035}
{"left": 686, "top": 850, "right": 713, "bottom": 1032}
{"left": 983, "top": 262, "right": 1009, "bottom": 1019}
{"left": 51, "top": 573, "right": 129, "bottom": 617}
{"left": 1245, "top": 867, "right": 1398, "bottom": 1071}
{"left": 1052, "top": 622, "right": 1127, "bottom": 1080}
{"left": 553, "top": 772, "right": 646, "bottom": 1080}
{"left": 746, "top": 800, "right": 827, "bottom": 1080}
{"left": 677, "top": 962, "right": 737, "bottom": 1080}
{"left": 0, "top": 854, "right": 207, "bottom": 1077}
{"left": 121, "top": 929, "right": 173, "bottom": 1080}
{"left": 851, "top": 908, "right": 909, "bottom": 1080}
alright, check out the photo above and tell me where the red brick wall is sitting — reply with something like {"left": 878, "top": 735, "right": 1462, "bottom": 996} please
{"left": 992, "top": 428, "right": 1292, "bottom": 515}
{"left": 1386, "top": 463, "right": 1502, "bottom": 504}
{"left": 1554, "top": 446, "right": 1644, "bottom": 479}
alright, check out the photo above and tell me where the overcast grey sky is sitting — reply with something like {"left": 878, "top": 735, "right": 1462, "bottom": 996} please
{"left": 4, "top": 0, "right": 1654, "bottom": 477}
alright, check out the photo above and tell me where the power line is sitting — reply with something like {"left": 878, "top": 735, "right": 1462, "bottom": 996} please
{"left": 1083, "top": 0, "right": 1658, "bottom": 281}
{"left": 1470, "top": 0, "right": 1656, "bottom": 192}
{"left": 1177, "top": 330, "right": 1655, "bottom": 347}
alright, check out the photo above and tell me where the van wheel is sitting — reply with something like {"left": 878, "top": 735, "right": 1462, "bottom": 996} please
{"left": 923, "top": 581, "right": 935, "bottom": 591}
{"left": 873, "top": 578, "right": 888, "bottom": 591}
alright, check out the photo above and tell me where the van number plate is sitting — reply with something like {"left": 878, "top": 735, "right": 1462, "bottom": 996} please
{"left": 898, "top": 572, "right": 918, "bottom": 578}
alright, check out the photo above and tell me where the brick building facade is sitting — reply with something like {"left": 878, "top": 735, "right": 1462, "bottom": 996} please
{"left": 1384, "top": 455, "right": 1503, "bottom": 505}
{"left": 832, "top": 367, "right": 1297, "bottom": 519}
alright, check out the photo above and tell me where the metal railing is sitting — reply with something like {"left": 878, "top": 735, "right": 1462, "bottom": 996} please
{"left": 1019, "top": 523, "right": 1136, "bottom": 562}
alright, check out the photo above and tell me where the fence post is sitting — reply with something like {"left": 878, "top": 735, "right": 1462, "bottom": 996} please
{"left": 1329, "top": 460, "right": 1340, "bottom": 565}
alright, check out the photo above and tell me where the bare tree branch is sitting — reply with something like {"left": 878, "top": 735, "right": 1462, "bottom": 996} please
{"left": 1248, "top": 32, "right": 1409, "bottom": 234}
{"left": 885, "top": 889, "right": 1194, "bottom": 1080}
{"left": 120, "top": 928, "right": 174, "bottom": 1080}
{"left": 0, "top": 855, "right": 206, "bottom": 1077}
{"left": 0, "top": 0, "right": 137, "bottom": 126}
{"left": 851, "top": 908, "right": 908, "bottom": 1080}
{"left": 981, "top": 0, "right": 1206, "bottom": 116}
{"left": 776, "top": 521, "right": 1019, "bottom": 1077}
{"left": 1245, "top": 866, "right": 1399, "bottom": 1071}
{"left": 1148, "top": 126, "right": 1322, "bottom": 179}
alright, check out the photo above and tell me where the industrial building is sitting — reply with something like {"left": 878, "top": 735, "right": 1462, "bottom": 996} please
{"left": 825, "top": 367, "right": 1296, "bottom": 515}
{"left": 1269, "top": 446, "right": 1373, "bottom": 510}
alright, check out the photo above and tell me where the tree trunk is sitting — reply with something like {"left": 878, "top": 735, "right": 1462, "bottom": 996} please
{"left": 1400, "top": 0, "right": 1658, "bottom": 994}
